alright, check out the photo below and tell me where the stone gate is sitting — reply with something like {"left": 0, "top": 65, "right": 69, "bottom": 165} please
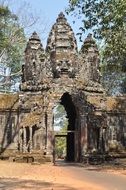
{"left": 0, "top": 12, "right": 126, "bottom": 163}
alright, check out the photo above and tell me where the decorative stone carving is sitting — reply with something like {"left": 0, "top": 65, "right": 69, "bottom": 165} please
{"left": 46, "top": 12, "right": 78, "bottom": 79}
{"left": 20, "top": 31, "right": 50, "bottom": 91}
{"left": 0, "top": 12, "right": 125, "bottom": 163}
{"left": 79, "top": 33, "right": 101, "bottom": 83}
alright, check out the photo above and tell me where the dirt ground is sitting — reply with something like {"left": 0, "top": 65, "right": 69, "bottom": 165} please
{"left": 0, "top": 160, "right": 125, "bottom": 190}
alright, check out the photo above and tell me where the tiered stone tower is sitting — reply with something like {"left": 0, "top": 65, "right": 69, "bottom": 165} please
{"left": 0, "top": 12, "right": 125, "bottom": 164}
{"left": 21, "top": 12, "right": 103, "bottom": 93}
{"left": 46, "top": 12, "right": 78, "bottom": 78}
{"left": 80, "top": 33, "right": 101, "bottom": 82}
{"left": 19, "top": 12, "right": 106, "bottom": 161}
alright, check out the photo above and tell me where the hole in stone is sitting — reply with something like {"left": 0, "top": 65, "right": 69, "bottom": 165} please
{"left": 53, "top": 92, "right": 77, "bottom": 162}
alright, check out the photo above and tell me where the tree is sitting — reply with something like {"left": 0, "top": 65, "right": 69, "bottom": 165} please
{"left": 53, "top": 104, "right": 68, "bottom": 158}
{"left": 67, "top": 0, "right": 126, "bottom": 94}
{"left": 67, "top": 0, "right": 126, "bottom": 65}
{"left": 0, "top": 6, "right": 26, "bottom": 70}
{"left": 0, "top": 0, "right": 49, "bottom": 92}
{"left": 55, "top": 120, "right": 68, "bottom": 159}
{"left": 53, "top": 104, "right": 68, "bottom": 131}
{"left": 0, "top": 5, "right": 26, "bottom": 92}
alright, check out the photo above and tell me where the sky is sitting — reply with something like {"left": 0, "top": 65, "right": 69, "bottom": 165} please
{"left": 7, "top": 0, "right": 85, "bottom": 49}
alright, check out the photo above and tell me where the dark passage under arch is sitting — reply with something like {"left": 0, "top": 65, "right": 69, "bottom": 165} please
{"left": 60, "top": 92, "right": 76, "bottom": 162}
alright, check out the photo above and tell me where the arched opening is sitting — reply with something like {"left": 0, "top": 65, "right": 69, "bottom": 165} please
{"left": 61, "top": 92, "right": 76, "bottom": 161}
{"left": 53, "top": 92, "right": 77, "bottom": 162}
{"left": 53, "top": 102, "right": 68, "bottom": 162}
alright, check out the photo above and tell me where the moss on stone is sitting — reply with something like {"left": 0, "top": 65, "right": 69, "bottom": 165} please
{"left": 0, "top": 94, "right": 19, "bottom": 109}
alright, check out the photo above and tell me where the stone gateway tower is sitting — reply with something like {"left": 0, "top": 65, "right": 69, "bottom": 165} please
{"left": 0, "top": 13, "right": 126, "bottom": 163}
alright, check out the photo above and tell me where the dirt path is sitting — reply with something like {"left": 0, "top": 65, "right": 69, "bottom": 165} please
{"left": 0, "top": 160, "right": 125, "bottom": 190}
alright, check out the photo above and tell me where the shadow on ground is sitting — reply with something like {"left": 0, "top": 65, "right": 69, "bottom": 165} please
{"left": 54, "top": 160, "right": 126, "bottom": 172}
{"left": 0, "top": 177, "right": 78, "bottom": 190}
{"left": 54, "top": 160, "right": 83, "bottom": 167}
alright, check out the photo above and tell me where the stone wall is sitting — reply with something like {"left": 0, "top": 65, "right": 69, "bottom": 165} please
{"left": 0, "top": 12, "right": 126, "bottom": 162}
{"left": 0, "top": 94, "right": 19, "bottom": 154}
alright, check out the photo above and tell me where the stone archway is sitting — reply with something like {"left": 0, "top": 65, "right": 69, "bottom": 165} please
{"left": 52, "top": 92, "right": 80, "bottom": 163}
{"left": 60, "top": 92, "right": 76, "bottom": 161}
{"left": 1, "top": 12, "right": 126, "bottom": 164}
{"left": 17, "top": 12, "right": 124, "bottom": 164}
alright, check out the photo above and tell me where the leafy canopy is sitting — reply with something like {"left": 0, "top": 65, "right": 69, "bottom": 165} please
{"left": 67, "top": 0, "right": 126, "bottom": 67}
{"left": 0, "top": 5, "right": 26, "bottom": 72}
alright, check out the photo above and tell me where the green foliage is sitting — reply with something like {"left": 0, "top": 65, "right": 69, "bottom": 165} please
{"left": 55, "top": 122, "right": 67, "bottom": 158}
{"left": 54, "top": 104, "right": 66, "bottom": 119}
{"left": 67, "top": 0, "right": 126, "bottom": 66}
{"left": 55, "top": 137, "right": 66, "bottom": 158}
{"left": 54, "top": 104, "right": 68, "bottom": 158}
{"left": 0, "top": 5, "right": 26, "bottom": 72}
{"left": 67, "top": 0, "right": 126, "bottom": 94}
{"left": 53, "top": 104, "right": 68, "bottom": 131}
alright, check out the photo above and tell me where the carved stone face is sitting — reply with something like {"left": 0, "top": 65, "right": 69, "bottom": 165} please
{"left": 52, "top": 59, "right": 75, "bottom": 78}
{"left": 21, "top": 13, "right": 102, "bottom": 91}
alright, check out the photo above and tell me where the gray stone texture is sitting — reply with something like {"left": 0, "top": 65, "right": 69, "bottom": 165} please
{"left": 0, "top": 13, "right": 126, "bottom": 162}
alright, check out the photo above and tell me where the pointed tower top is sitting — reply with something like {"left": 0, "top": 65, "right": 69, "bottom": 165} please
{"left": 29, "top": 31, "right": 41, "bottom": 41}
{"left": 46, "top": 12, "right": 77, "bottom": 53}
{"left": 84, "top": 33, "right": 95, "bottom": 44}
{"left": 58, "top": 12, "right": 65, "bottom": 18}
{"left": 81, "top": 33, "right": 98, "bottom": 53}
{"left": 25, "top": 31, "right": 44, "bottom": 51}
{"left": 56, "top": 12, "right": 67, "bottom": 22}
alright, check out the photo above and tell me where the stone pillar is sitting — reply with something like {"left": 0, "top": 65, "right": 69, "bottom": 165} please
{"left": 35, "top": 127, "right": 45, "bottom": 152}
{"left": 46, "top": 110, "right": 53, "bottom": 159}
{"left": 19, "top": 128, "right": 23, "bottom": 152}
{"left": 80, "top": 114, "right": 88, "bottom": 156}
{"left": 42, "top": 113, "right": 47, "bottom": 152}
{"left": 104, "top": 117, "right": 109, "bottom": 153}
{"left": 98, "top": 127, "right": 102, "bottom": 152}
{"left": 74, "top": 118, "right": 79, "bottom": 162}
{"left": 103, "top": 128, "right": 107, "bottom": 152}
{"left": 29, "top": 127, "right": 33, "bottom": 153}
{"left": 98, "top": 127, "right": 107, "bottom": 153}
{"left": 23, "top": 127, "right": 27, "bottom": 153}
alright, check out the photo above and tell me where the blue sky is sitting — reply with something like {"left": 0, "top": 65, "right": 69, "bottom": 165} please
{"left": 8, "top": 0, "right": 87, "bottom": 49}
